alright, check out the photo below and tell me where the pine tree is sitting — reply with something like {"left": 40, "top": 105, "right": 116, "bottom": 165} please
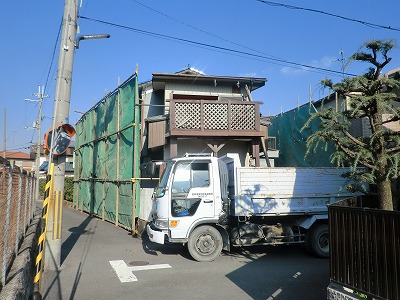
{"left": 304, "top": 39, "right": 400, "bottom": 210}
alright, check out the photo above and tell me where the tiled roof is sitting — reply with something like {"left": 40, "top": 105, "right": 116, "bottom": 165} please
{"left": 2, "top": 151, "right": 31, "bottom": 160}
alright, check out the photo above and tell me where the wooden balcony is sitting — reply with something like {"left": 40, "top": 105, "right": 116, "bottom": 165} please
{"left": 169, "top": 99, "right": 263, "bottom": 137}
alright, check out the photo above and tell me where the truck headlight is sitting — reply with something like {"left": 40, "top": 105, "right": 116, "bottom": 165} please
{"left": 154, "top": 219, "right": 179, "bottom": 228}
{"left": 154, "top": 219, "right": 169, "bottom": 229}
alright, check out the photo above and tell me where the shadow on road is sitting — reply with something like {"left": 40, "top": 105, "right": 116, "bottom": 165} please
{"left": 225, "top": 244, "right": 329, "bottom": 300}
{"left": 43, "top": 214, "right": 96, "bottom": 300}
{"left": 61, "top": 215, "right": 93, "bottom": 264}
{"left": 140, "top": 231, "right": 193, "bottom": 260}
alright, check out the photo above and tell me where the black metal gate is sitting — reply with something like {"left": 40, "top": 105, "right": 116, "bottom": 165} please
{"left": 329, "top": 196, "right": 400, "bottom": 300}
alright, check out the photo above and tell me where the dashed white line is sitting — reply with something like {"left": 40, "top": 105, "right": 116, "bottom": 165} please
{"left": 266, "top": 272, "right": 301, "bottom": 299}
{"left": 293, "top": 272, "right": 301, "bottom": 278}
{"left": 267, "top": 288, "right": 283, "bottom": 300}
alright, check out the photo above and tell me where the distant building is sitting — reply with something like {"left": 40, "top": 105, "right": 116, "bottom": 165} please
{"left": 2, "top": 151, "right": 34, "bottom": 171}
{"left": 269, "top": 68, "right": 400, "bottom": 167}
{"left": 30, "top": 142, "right": 75, "bottom": 177}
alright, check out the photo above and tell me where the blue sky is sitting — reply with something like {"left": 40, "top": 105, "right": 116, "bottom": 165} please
{"left": 1, "top": 0, "right": 400, "bottom": 152}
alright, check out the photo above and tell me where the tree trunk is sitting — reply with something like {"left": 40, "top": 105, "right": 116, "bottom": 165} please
{"left": 377, "top": 179, "right": 393, "bottom": 210}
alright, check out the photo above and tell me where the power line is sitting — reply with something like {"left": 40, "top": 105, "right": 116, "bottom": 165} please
{"left": 129, "top": 0, "right": 280, "bottom": 59}
{"left": 79, "top": 15, "right": 356, "bottom": 77}
{"left": 256, "top": 0, "right": 400, "bottom": 32}
{"left": 44, "top": 18, "right": 63, "bottom": 93}
{"left": 6, "top": 144, "right": 32, "bottom": 152}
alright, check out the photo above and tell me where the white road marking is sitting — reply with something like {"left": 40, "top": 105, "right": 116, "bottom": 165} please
{"left": 293, "top": 272, "right": 301, "bottom": 278}
{"left": 267, "top": 288, "right": 283, "bottom": 300}
{"left": 110, "top": 260, "right": 138, "bottom": 282}
{"left": 129, "top": 264, "right": 172, "bottom": 271}
{"left": 109, "top": 260, "right": 172, "bottom": 283}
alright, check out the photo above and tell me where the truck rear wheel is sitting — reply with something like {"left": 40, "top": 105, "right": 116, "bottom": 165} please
{"left": 305, "top": 224, "right": 329, "bottom": 258}
{"left": 188, "top": 225, "right": 222, "bottom": 262}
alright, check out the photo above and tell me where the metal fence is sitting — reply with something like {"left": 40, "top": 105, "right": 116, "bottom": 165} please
{"left": 329, "top": 196, "right": 400, "bottom": 300}
{"left": 0, "top": 157, "right": 36, "bottom": 290}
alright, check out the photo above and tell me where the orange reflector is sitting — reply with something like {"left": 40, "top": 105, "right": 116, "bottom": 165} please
{"left": 169, "top": 220, "right": 179, "bottom": 227}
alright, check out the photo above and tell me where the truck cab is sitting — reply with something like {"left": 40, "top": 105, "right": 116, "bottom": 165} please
{"left": 147, "top": 154, "right": 227, "bottom": 260}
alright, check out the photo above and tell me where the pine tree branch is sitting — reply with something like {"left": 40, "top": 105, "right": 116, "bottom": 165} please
{"left": 319, "top": 114, "right": 367, "bottom": 148}
{"left": 386, "top": 145, "right": 400, "bottom": 154}
{"left": 342, "top": 128, "right": 367, "bottom": 148}
{"left": 326, "top": 134, "right": 377, "bottom": 170}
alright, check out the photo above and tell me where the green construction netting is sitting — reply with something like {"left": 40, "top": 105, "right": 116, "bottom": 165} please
{"left": 268, "top": 102, "right": 335, "bottom": 167}
{"left": 73, "top": 75, "right": 138, "bottom": 229}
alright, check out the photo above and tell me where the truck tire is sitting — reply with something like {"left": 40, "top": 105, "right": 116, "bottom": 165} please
{"left": 188, "top": 225, "right": 223, "bottom": 262}
{"left": 305, "top": 224, "right": 329, "bottom": 258}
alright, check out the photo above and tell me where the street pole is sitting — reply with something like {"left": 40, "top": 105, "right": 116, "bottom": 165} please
{"left": 26, "top": 86, "right": 48, "bottom": 204}
{"left": 44, "top": 0, "right": 109, "bottom": 272}
{"left": 35, "top": 87, "right": 44, "bottom": 204}
{"left": 3, "top": 108, "right": 6, "bottom": 158}
{"left": 45, "top": 0, "right": 79, "bottom": 271}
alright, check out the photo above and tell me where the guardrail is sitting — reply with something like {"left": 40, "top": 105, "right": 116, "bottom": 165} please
{"left": 329, "top": 196, "right": 400, "bottom": 300}
{"left": 0, "top": 157, "right": 36, "bottom": 291}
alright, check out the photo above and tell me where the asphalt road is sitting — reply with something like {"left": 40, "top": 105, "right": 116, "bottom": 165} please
{"left": 41, "top": 205, "right": 329, "bottom": 300}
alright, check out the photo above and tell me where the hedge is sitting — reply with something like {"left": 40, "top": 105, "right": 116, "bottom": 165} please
{"left": 39, "top": 177, "right": 74, "bottom": 202}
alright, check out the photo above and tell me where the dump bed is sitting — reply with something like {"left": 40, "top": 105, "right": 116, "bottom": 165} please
{"left": 232, "top": 167, "right": 356, "bottom": 216}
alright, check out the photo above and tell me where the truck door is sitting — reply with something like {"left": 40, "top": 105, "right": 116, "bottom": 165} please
{"left": 169, "top": 160, "right": 214, "bottom": 238}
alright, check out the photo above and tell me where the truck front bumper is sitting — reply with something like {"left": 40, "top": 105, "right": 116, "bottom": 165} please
{"left": 146, "top": 223, "right": 166, "bottom": 245}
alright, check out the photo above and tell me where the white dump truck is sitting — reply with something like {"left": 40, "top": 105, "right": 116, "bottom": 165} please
{"left": 146, "top": 153, "right": 357, "bottom": 261}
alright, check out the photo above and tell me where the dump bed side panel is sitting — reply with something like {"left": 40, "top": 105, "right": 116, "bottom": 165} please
{"left": 233, "top": 167, "right": 356, "bottom": 216}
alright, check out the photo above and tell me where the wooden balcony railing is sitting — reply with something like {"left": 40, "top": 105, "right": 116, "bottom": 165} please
{"left": 169, "top": 99, "right": 262, "bottom": 137}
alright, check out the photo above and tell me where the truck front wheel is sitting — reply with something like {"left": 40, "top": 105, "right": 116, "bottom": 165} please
{"left": 188, "top": 225, "right": 223, "bottom": 262}
{"left": 305, "top": 224, "right": 329, "bottom": 258}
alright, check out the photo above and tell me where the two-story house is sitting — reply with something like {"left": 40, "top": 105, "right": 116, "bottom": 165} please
{"left": 140, "top": 68, "right": 268, "bottom": 168}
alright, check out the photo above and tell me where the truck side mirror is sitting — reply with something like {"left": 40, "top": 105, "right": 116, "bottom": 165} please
{"left": 141, "top": 162, "right": 156, "bottom": 177}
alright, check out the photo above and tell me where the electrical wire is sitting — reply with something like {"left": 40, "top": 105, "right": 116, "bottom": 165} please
{"left": 79, "top": 15, "right": 356, "bottom": 78}
{"left": 44, "top": 17, "right": 63, "bottom": 94}
{"left": 256, "top": 0, "right": 400, "bottom": 32}
{"left": 7, "top": 145, "right": 31, "bottom": 152}
{"left": 129, "top": 0, "right": 281, "bottom": 59}
{"left": 81, "top": 0, "right": 91, "bottom": 16}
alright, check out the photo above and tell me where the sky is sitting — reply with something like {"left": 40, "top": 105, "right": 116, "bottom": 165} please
{"left": 1, "top": 0, "right": 400, "bottom": 153}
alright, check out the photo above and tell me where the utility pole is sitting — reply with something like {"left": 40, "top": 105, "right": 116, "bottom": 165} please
{"left": 45, "top": 0, "right": 79, "bottom": 271}
{"left": 26, "top": 86, "right": 48, "bottom": 203}
{"left": 45, "top": 0, "right": 109, "bottom": 271}
{"left": 3, "top": 108, "right": 6, "bottom": 159}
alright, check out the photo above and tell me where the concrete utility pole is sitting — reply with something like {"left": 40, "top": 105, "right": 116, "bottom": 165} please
{"left": 45, "top": 0, "right": 109, "bottom": 271}
{"left": 25, "top": 86, "right": 48, "bottom": 205}
{"left": 3, "top": 108, "right": 6, "bottom": 159}
{"left": 45, "top": 0, "right": 79, "bottom": 270}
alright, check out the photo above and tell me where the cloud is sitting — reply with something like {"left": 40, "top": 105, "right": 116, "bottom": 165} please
{"left": 280, "top": 55, "right": 337, "bottom": 75}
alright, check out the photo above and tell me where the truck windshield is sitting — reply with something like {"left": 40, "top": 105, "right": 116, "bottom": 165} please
{"left": 154, "top": 161, "right": 174, "bottom": 198}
